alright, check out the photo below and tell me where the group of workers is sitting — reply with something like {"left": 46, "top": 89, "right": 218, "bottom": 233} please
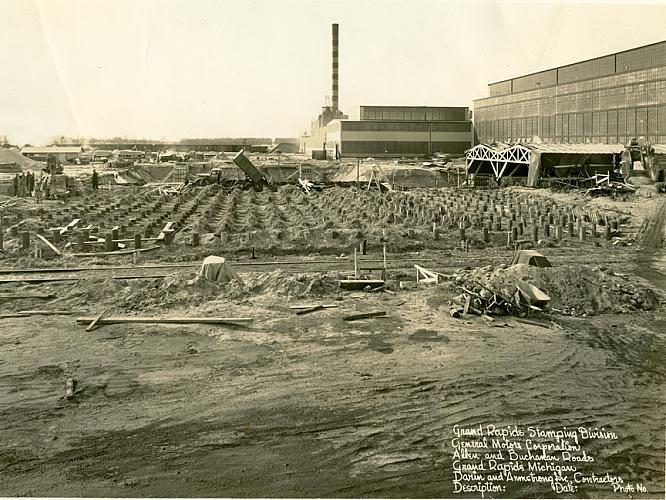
{"left": 11, "top": 171, "right": 54, "bottom": 202}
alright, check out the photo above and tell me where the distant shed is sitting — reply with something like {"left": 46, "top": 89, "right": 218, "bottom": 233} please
{"left": 21, "top": 146, "right": 83, "bottom": 162}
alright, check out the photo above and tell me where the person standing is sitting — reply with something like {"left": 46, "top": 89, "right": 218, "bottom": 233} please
{"left": 18, "top": 173, "right": 26, "bottom": 197}
{"left": 34, "top": 175, "right": 43, "bottom": 204}
{"left": 92, "top": 169, "right": 99, "bottom": 191}
{"left": 28, "top": 172, "right": 34, "bottom": 196}
{"left": 12, "top": 174, "right": 18, "bottom": 196}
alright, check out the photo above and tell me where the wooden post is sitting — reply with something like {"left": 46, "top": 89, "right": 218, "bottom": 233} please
{"left": 555, "top": 226, "right": 562, "bottom": 241}
{"left": 605, "top": 224, "right": 611, "bottom": 241}
{"left": 354, "top": 248, "right": 358, "bottom": 278}
{"left": 134, "top": 233, "right": 142, "bottom": 249}
{"left": 77, "top": 232, "right": 86, "bottom": 251}
{"left": 482, "top": 226, "right": 489, "bottom": 243}
{"left": 579, "top": 224, "right": 586, "bottom": 241}
{"left": 21, "top": 231, "right": 30, "bottom": 249}
{"left": 105, "top": 233, "right": 114, "bottom": 252}
{"left": 382, "top": 228, "right": 387, "bottom": 272}
{"left": 532, "top": 226, "right": 538, "bottom": 243}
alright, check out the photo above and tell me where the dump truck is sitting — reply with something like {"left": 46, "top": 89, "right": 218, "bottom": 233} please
{"left": 232, "top": 149, "right": 275, "bottom": 191}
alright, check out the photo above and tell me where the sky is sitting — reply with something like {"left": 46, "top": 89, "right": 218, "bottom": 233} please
{"left": 1, "top": 0, "right": 665, "bottom": 145}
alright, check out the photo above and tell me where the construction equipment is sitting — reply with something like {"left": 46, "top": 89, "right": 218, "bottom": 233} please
{"left": 232, "top": 149, "right": 275, "bottom": 191}
{"left": 621, "top": 138, "right": 653, "bottom": 184}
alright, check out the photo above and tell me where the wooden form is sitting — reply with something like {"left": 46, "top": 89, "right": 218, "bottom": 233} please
{"left": 415, "top": 265, "right": 446, "bottom": 284}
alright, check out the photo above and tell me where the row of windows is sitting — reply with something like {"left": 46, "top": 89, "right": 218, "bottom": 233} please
{"left": 360, "top": 106, "right": 468, "bottom": 122}
{"left": 340, "top": 140, "right": 470, "bottom": 155}
{"left": 341, "top": 121, "right": 471, "bottom": 133}
{"left": 477, "top": 79, "right": 666, "bottom": 119}
{"left": 488, "top": 41, "right": 666, "bottom": 96}
{"left": 475, "top": 105, "right": 666, "bottom": 142}
{"left": 480, "top": 65, "right": 666, "bottom": 108}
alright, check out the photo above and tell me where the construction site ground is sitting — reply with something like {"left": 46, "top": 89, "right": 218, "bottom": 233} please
{"left": 0, "top": 181, "right": 664, "bottom": 498}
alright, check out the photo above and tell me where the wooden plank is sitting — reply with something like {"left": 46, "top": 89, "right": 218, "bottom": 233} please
{"left": 60, "top": 219, "right": 81, "bottom": 235}
{"left": 342, "top": 311, "right": 387, "bottom": 321}
{"left": 75, "top": 316, "right": 253, "bottom": 325}
{"left": 516, "top": 318, "right": 551, "bottom": 329}
{"left": 339, "top": 279, "right": 385, "bottom": 290}
{"left": 71, "top": 245, "right": 161, "bottom": 257}
{"left": 0, "top": 293, "right": 55, "bottom": 299}
{"left": 289, "top": 304, "right": 339, "bottom": 310}
{"left": 35, "top": 234, "right": 62, "bottom": 256}
{"left": 295, "top": 305, "right": 324, "bottom": 316}
{"left": 86, "top": 307, "right": 108, "bottom": 332}
{"left": 16, "top": 310, "right": 80, "bottom": 315}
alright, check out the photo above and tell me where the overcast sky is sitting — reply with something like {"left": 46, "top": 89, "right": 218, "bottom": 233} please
{"left": 1, "top": 0, "right": 665, "bottom": 145}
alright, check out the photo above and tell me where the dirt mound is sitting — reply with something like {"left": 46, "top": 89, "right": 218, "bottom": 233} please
{"left": 57, "top": 271, "right": 339, "bottom": 312}
{"left": 0, "top": 148, "right": 41, "bottom": 168}
{"left": 454, "top": 263, "right": 659, "bottom": 315}
{"left": 243, "top": 270, "right": 339, "bottom": 298}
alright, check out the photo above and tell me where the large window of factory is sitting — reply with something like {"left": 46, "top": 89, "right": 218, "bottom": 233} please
{"left": 341, "top": 121, "right": 470, "bottom": 133}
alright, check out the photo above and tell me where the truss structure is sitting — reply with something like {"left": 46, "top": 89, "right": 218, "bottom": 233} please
{"left": 465, "top": 144, "right": 531, "bottom": 181}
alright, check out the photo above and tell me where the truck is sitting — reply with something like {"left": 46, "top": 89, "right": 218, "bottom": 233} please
{"left": 232, "top": 149, "right": 275, "bottom": 191}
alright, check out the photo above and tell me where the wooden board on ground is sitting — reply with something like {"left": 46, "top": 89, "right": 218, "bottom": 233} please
{"left": 339, "top": 279, "right": 385, "bottom": 291}
{"left": 86, "top": 307, "right": 108, "bottom": 332}
{"left": 71, "top": 245, "right": 161, "bottom": 257}
{"left": 342, "top": 311, "right": 387, "bottom": 321}
{"left": 75, "top": 316, "right": 253, "bottom": 325}
{"left": 35, "top": 234, "right": 62, "bottom": 256}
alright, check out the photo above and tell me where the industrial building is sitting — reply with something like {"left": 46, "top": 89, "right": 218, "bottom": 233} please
{"left": 473, "top": 40, "right": 666, "bottom": 145}
{"left": 318, "top": 105, "right": 473, "bottom": 158}
{"left": 300, "top": 24, "right": 474, "bottom": 158}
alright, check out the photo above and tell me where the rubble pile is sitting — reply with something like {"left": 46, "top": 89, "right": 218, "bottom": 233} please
{"left": 452, "top": 263, "right": 659, "bottom": 315}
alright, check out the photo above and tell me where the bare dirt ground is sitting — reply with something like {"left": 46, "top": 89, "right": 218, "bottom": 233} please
{"left": 0, "top": 184, "right": 664, "bottom": 498}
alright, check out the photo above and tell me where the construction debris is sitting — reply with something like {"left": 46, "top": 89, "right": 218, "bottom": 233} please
{"left": 342, "top": 311, "right": 387, "bottom": 321}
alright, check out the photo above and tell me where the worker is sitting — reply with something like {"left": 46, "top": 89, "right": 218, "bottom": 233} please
{"left": 18, "top": 173, "right": 27, "bottom": 197}
{"left": 12, "top": 174, "right": 18, "bottom": 196}
{"left": 34, "top": 175, "right": 42, "bottom": 204}
{"left": 42, "top": 175, "right": 50, "bottom": 199}
{"left": 27, "top": 172, "right": 34, "bottom": 196}
{"left": 48, "top": 174, "right": 56, "bottom": 199}
{"left": 92, "top": 169, "right": 99, "bottom": 191}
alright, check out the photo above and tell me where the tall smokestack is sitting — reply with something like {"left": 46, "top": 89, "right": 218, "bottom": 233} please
{"left": 332, "top": 23, "right": 339, "bottom": 111}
